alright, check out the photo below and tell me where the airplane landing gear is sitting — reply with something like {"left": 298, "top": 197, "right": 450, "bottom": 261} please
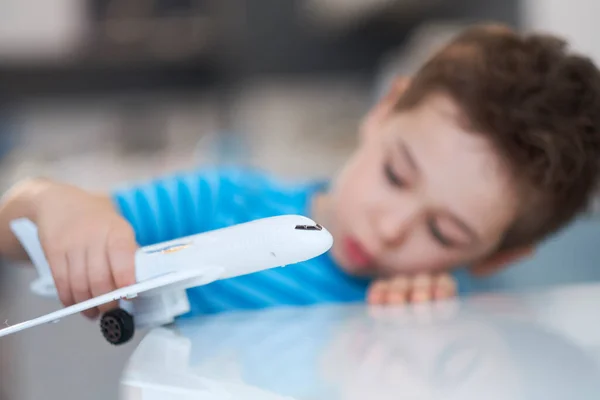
{"left": 100, "top": 308, "right": 135, "bottom": 345}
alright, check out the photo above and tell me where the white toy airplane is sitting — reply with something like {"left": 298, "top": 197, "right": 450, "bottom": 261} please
{"left": 0, "top": 215, "right": 333, "bottom": 345}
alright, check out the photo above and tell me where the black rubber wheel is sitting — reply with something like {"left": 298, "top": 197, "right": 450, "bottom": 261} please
{"left": 100, "top": 308, "right": 135, "bottom": 345}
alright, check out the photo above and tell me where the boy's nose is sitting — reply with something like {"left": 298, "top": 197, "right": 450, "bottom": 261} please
{"left": 374, "top": 196, "right": 422, "bottom": 248}
{"left": 375, "top": 207, "right": 416, "bottom": 247}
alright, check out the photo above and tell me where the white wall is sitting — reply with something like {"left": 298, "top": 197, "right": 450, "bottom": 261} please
{"left": 522, "top": 0, "right": 600, "bottom": 64}
{"left": 0, "top": 0, "right": 86, "bottom": 62}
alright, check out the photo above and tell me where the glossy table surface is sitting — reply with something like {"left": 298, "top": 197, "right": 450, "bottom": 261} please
{"left": 119, "top": 283, "right": 600, "bottom": 399}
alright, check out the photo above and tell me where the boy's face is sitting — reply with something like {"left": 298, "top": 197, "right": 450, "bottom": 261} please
{"left": 315, "top": 83, "right": 522, "bottom": 277}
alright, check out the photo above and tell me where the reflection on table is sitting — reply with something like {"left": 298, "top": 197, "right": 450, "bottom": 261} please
{"left": 120, "top": 283, "right": 600, "bottom": 400}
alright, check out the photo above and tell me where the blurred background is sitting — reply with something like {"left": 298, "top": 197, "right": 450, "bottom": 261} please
{"left": 0, "top": 1, "right": 599, "bottom": 399}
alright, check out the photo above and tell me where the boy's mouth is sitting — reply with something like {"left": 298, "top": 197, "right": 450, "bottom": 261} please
{"left": 343, "top": 236, "right": 374, "bottom": 268}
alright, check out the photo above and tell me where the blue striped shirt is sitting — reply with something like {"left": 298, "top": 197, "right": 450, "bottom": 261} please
{"left": 111, "top": 166, "right": 372, "bottom": 317}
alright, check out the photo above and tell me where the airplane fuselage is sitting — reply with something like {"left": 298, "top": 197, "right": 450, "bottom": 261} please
{"left": 134, "top": 215, "right": 333, "bottom": 285}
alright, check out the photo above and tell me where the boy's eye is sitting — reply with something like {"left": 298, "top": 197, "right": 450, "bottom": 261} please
{"left": 384, "top": 163, "right": 405, "bottom": 187}
{"left": 429, "top": 220, "right": 454, "bottom": 248}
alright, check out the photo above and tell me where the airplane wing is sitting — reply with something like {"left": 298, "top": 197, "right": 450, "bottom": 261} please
{"left": 0, "top": 268, "right": 220, "bottom": 339}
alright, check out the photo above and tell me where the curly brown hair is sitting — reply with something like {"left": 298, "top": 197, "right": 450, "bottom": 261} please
{"left": 395, "top": 23, "right": 600, "bottom": 250}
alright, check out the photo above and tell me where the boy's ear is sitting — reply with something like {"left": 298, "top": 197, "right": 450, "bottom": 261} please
{"left": 360, "top": 76, "right": 411, "bottom": 138}
{"left": 469, "top": 245, "right": 535, "bottom": 277}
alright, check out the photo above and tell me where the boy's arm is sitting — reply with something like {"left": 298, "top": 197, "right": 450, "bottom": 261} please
{"left": 0, "top": 168, "right": 223, "bottom": 260}
{"left": 0, "top": 177, "right": 57, "bottom": 260}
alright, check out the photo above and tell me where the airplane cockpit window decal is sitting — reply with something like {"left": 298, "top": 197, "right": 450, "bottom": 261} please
{"left": 295, "top": 224, "right": 323, "bottom": 231}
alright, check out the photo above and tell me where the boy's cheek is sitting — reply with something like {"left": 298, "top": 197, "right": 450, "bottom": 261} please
{"left": 331, "top": 157, "right": 384, "bottom": 227}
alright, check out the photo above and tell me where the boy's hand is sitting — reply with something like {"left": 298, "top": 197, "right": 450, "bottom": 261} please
{"left": 1, "top": 179, "right": 138, "bottom": 319}
{"left": 366, "top": 273, "right": 457, "bottom": 305}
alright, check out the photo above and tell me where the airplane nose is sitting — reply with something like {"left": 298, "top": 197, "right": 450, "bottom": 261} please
{"left": 292, "top": 222, "right": 333, "bottom": 257}
{"left": 319, "top": 227, "right": 334, "bottom": 252}
{"left": 251, "top": 215, "right": 334, "bottom": 265}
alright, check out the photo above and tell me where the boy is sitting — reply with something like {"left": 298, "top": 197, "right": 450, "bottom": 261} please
{"left": 1, "top": 24, "right": 599, "bottom": 320}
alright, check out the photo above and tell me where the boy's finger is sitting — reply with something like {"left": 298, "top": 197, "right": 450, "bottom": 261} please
{"left": 387, "top": 276, "right": 409, "bottom": 304}
{"left": 433, "top": 274, "right": 456, "bottom": 300}
{"left": 367, "top": 280, "right": 388, "bottom": 305}
{"left": 409, "top": 273, "right": 433, "bottom": 303}
{"left": 88, "top": 242, "right": 118, "bottom": 315}
{"left": 68, "top": 249, "right": 97, "bottom": 319}
{"left": 45, "top": 248, "right": 74, "bottom": 308}
{"left": 108, "top": 245, "right": 137, "bottom": 289}
{"left": 107, "top": 226, "right": 138, "bottom": 289}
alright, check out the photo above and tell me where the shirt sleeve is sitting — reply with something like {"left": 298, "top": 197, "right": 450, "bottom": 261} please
{"left": 110, "top": 168, "right": 224, "bottom": 246}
